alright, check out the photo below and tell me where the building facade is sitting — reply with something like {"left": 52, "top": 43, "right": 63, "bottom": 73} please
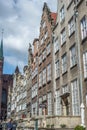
{"left": 31, "top": 39, "right": 39, "bottom": 117}
{"left": 37, "top": 2, "right": 57, "bottom": 118}
{"left": 11, "top": 66, "right": 28, "bottom": 122}
{"left": 53, "top": 0, "right": 87, "bottom": 128}
{"left": 10, "top": 1, "right": 87, "bottom": 129}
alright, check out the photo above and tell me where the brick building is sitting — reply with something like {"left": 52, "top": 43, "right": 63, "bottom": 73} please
{"left": 0, "top": 37, "right": 13, "bottom": 120}
{"left": 37, "top": 2, "right": 57, "bottom": 118}
{"left": 31, "top": 39, "right": 39, "bottom": 117}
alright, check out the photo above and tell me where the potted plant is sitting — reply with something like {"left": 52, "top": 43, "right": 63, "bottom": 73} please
{"left": 51, "top": 124, "right": 54, "bottom": 128}
{"left": 60, "top": 124, "right": 66, "bottom": 128}
{"left": 74, "top": 125, "right": 85, "bottom": 130}
{"left": 46, "top": 124, "right": 50, "bottom": 128}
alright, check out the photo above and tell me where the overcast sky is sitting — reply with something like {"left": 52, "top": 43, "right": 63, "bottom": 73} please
{"left": 0, "top": 0, "right": 57, "bottom": 74}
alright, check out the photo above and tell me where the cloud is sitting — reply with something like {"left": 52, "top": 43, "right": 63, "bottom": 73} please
{"left": 0, "top": 0, "right": 57, "bottom": 74}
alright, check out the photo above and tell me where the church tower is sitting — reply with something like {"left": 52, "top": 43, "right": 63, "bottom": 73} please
{"left": 0, "top": 32, "right": 4, "bottom": 117}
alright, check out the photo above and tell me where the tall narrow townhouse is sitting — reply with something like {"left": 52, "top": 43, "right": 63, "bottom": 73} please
{"left": 31, "top": 39, "right": 39, "bottom": 118}
{"left": 74, "top": 0, "right": 87, "bottom": 128}
{"left": 11, "top": 65, "right": 28, "bottom": 125}
{"left": 38, "top": 2, "right": 57, "bottom": 121}
{"left": 53, "top": 0, "right": 87, "bottom": 128}
{"left": 27, "top": 43, "right": 33, "bottom": 119}
{"left": 11, "top": 66, "right": 20, "bottom": 119}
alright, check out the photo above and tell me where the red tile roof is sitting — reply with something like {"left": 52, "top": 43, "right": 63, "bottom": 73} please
{"left": 51, "top": 12, "right": 57, "bottom": 24}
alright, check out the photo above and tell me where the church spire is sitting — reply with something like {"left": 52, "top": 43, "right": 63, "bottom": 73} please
{"left": 0, "top": 29, "right": 3, "bottom": 60}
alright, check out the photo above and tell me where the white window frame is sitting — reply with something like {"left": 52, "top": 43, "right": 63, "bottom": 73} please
{"left": 81, "top": 16, "right": 87, "bottom": 40}
{"left": 83, "top": 51, "right": 87, "bottom": 78}
{"left": 62, "top": 54, "right": 67, "bottom": 74}
{"left": 47, "top": 64, "right": 51, "bottom": 82}
{"left": 56, "top": 90, "right": 61, "bottom": 115}
{"left": 48, "top": 92, "right": 52, "bottom": 115}
{"left": 70, "top": 45, "right": 77, "bottom": 67}
{"left": 43, "top": 68, "right": 46, "bottom": 85}
{"left": 43, "top": 49, "right": 46, "bottom": 60}
{"left": 54, "top": 37, "right": 59, "bottom": 53}
{"left": 62, "top": 85, "right": 69, "bottom": 94}
{"left": 39, "top": 54, "right": 42, "bottom": 64}
{"left": 68, "top": 17, "right": 75, "bottom": 36}
{"left": 47, "top": 43, "right": 51, "bottom": 56}
{"left": 60, "top": 6, "right": 65, "bottom": 22}
{"left": 41, "top": 37, "right": 44, "bottom": 45}
{"left": 71, "top": 79, "right": 80, "bottom": 116}
{"left": 55, "top": 60, "right": 60, "bottom": 78}
{"left": 39, "top": 72, "right": 42, "bottom": 87}
{"left": 44, "top": 31, "right": 48, "bottom": 39}
{"left": 39, "top": 97, "right": 42, "bottom": 115}
{"left": 61, "top": 28, "right": 66, "bottom": 45}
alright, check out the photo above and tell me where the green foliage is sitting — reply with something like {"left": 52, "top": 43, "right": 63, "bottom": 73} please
{"left": 46, "top": 124, "right": 50, "bottom": 128}
{"left": 60, "top": 124, "right": 66, "bottom": 128}
{"left": 74, "top": 125, "right": 85, "bottom": 130}
{"left": 51, "top": 124, "right": 54, "bottom": 128}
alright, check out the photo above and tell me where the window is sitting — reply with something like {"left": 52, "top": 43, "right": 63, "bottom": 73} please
{"left": 32, "top": 83, "right": 38, "bottom": 98}
{"left": 54, "top": 37, "right": 59, "bottom": 53}
{"left": 71, "top": 79, "right": 80, "bottom": 115}
{"left": 62, "top": 85, "right": 69, "bottom": 94}
{"left": 47, "top": 64, "right": 51, "bottom": 82}
{"left": 2, "top": 89, "right": 7, "bottom": 104}
{"left": 70, "top": 45, "right": 77, "bottom": 67}
{"left": 41, "top": 37, "right": 44, "bottom": 45}
{"left": 47, "top": 43, "right": 51, "bottom": 56}
{"left": 22, "top": 103, "right": 26, "bottom": 110}
{"left": 43, "top": 68, "right": 46, "bottom": 85}
{"left": 56, "top": 90, "right": 61, "bottom": 115}
{"left": 61, "top": 28, "right": 66, "bottom": 45}
{"left": 23, "top": 91, "right": 27, "bottom": 98}
{"left": 62, "top": 54, "right": 67, "bottom": 73}
{"left": 43, "top": 95, "right": 46, "bottom": 101}
{"left": 60, "top": 6, "right": 65, "bottom": 22}
{"left": 43, "top": 49, "right": 46, "bottom": 60}
{"left": 68, "top": 17, "right": 75, "bottom": 36}
{"left": 55, "top": 60, "right": 60, "bottom": 78}
{"left": 86, "top": 94, "right": 87, "bottom": 106}
{"left": 44, "top": 31, "right": 48, "bottom": 39}
{"left": 39, "top": 97, "right": 42, "bottom": 115}
{"left": 39, "top": 54, "right": 42, "bottom": 64}
{"left": 39, "top": 72, "right": 42, "bottom": 87}
{"left": 48, "top": 93, "right": 52, "bottom": 115}
{"left": 32, "top": 102, "right": 37, "bottom": 116}
{"left": 42, "top": 21, "right": 46, "bottom": 28}
{"left": 83, "top": 51, "right": 87, "bottom": 78}
{"left": 81, "top": 16, "right": 87, "bottom": 40}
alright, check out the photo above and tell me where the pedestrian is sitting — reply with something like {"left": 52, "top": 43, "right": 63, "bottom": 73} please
{"left": 12, "top": 121, "right": 17, "bottom": 130}
{"left": 0, "top": 120, "right": 2, "bottom": 130}
{"left": 6, "top": 118, "right": 13, "bottom": 130}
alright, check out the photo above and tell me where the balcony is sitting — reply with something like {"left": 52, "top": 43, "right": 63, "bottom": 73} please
{"left": 60, "top": 86, "right": 70, "bottom": 98}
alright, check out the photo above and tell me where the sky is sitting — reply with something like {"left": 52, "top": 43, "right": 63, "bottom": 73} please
{"left": 0, "top": 0, "right": 57, "bottom": 74}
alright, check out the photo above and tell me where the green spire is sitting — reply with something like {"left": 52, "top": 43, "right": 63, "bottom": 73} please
{"left": 0, "top": 30, "right": 3, "bottom": 60}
